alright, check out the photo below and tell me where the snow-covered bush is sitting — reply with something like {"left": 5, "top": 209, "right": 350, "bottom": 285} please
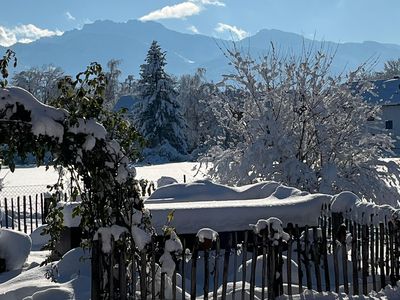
{"left": 202, "top": 45, "right": 400, "bottom": 206}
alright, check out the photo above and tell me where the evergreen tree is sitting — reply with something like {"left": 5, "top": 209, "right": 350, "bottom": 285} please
{"left": 134, "top": 41, "right": 187, "bottom": 158}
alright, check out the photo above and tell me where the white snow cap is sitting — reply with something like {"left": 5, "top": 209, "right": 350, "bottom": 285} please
{"left": 131, "top": 225, "right": 152, "bottom": 251}
{"left": 164, "top": 231, "right": 183, "bottom": 253}
{"left": 57, "top": 201, "right": 81, "bottom": 227}
{"left": 0, "top": 86, "right": 66, "bottom": 141}
{"left": 250, "top": 217, "right": 290, "bottom": 242}
{"left": 0, "top": 228, "right": 32, "bottom": 270}
{"left": 196, "top": 228, "right": 218, "bottom": 243}
{"left": 94, "top": 225, "right": 128, "bottom": 253}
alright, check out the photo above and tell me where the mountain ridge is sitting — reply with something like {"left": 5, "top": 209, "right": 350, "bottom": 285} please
{"left": 1, "top": 19, "right": 400, "bottom": 80}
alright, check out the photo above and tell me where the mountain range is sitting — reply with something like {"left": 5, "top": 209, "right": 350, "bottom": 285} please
{"left": 2, "top": 19, "right": 400, "bottom": 81}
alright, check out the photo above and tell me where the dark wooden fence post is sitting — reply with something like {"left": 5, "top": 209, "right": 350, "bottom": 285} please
{"left": 4, "top": 198, "right": 8, "bottom": 228}
{"left": 313, "top": 227, "right": 322, "bottom": 292}
{"left": 249, "top": 234, "right": 257, "bottom": 300}
{"left": 221, "top": 234, "right": 232, "bottom": 300}
{"left": 379, "top": 223, "right": 385, "bottom": 289}
{"left": 35, "top": 194, "right": 38, "bottom": 228}
{"left": 181, "top": 238, "right": 186, "bottom": 300}
{"left": 140, "top": 250, "right": 147, "bottom": 300}
{"left": 370, "top": 221, "right": 376, "bottom": 292}
{"left": 295, "top": 225, "right": 303, "bottom": 294}
{"left": 304, "top": 226, "right": 312, "bottom": 290}
{"left": 261, "top": 229, "right": 268, "bottom": 299}
{"left": 213, "top": 237, "right": 220, "bottom": 300}
{"left": 241, "top": 231, "right": 248, "bottom": 300}
{"left": 23, "top": 196, "right": 27, "bottom": 233}
{"left": 17, "top": 196, "right": 21, "bottom": 231}
{"left": 362, "top": 224, "right": 369, "bottom": 295}
{"left": 11, "top": 198, "right": 14, "bottom": 229}
{"left": 204, "top": 245, "right": 209, "bottom": 300}
{"left": 119, "top": 235, "right": 127, "bottom": 300}
{"left": 191, "top": 241, "right": 198, "bottom": 300}
{"left": 29, "top": 195, "right": 33, "bottom": 233}
{"left": 351, "top": 222, "right": 359, "bottom": 295}
{"left": 92, "top": 235, "right": 101, "bottom": 300}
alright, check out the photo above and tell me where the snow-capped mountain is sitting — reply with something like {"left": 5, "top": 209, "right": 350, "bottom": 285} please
{"left": 2, "top": 19, "right": 400, "bottom": 80}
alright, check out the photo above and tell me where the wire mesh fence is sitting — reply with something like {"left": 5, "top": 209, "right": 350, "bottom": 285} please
{"left": 0, "top": 184, "right": 50, "bottom": 199}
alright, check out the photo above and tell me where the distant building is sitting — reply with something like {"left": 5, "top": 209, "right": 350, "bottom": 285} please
{"left": 364, "top": 77, "right": 400, "bottom": 153}
{"left": 113, "top": 95, "right": 139, "bottom": 112}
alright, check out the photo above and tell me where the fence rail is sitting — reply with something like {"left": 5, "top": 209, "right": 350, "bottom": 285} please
{"left": 92, "top": 205, "right": 400, "bottom": 300}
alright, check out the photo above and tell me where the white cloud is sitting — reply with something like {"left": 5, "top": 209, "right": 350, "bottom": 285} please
{"left": 187, "top": 25, "right": 200, "bottom": 34}
{"left": 191, "top": 0, "right": 225, "bottom": 6}
{"left": 0, "top": 24, "right": 63, "bottom": 47}
{"left": 139, "top": 2, "right": 201, "bottom": 21}
{"left": 139, "top": 0, "right": 225, "bottom": 22}
{"left": 65, "top": 11, "right": 76, "bottom": 21}
{"left": 0, "top": 27, "right": 17, "bottom": 47}
{"left": 215, "top": 22, "right": 248, "bottom": 40}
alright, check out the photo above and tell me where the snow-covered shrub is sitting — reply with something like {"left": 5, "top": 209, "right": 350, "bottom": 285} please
{"left": 202, "top": 45, "right": 400, "bottom": 206}
{"left": 0, "top": 228, "right": 32, "bottom": 271}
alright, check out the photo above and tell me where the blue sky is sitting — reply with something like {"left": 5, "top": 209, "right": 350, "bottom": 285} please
{"left": 1, "top": 0, "right": 400, "bottom": 46}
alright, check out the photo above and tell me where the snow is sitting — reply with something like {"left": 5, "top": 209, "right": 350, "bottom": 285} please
{"left": 164, "top": 231, "right": 183, "bottom": 253}
{"left": 131, "top": 226, "right": 151, "bottom": 251}
{"left": 330, "top": 191, "right": 361, "bottom": 213}
{"left": 67, "top": 118, "right": 106, "bottom": 140}
{"left": 57, "top": 202, "right": 81, "bottom": 228}
{"left": 147, "top": 180, "right": 280, "bottom": 203}
{"left": 30, "top": 225, "right": 50, "bottom": 251}
{"left": 196, "top": 228, "right": 218, "bottom": 243}
{"left": 0, "top": 87, "right": 66, "bottom": 141}
{"left": 250, "top": 218, "right": 290, "bottom": 242}
{"left": 157, "top": 176, "right": 178, "bottom": 188}
{"left": 146, "top": 181, "right": 332, "bottom": 234}
{"left": 0, "top": 228, "right": 32, "bottom": 271}
{"left": 0, "top": 247, "right": 90, "bottom": 299}
{"left": 93, "top": 225, "right": 128, "bottom": 253}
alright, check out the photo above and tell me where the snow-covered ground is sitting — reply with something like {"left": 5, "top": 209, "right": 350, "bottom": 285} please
{"left": 1, "top": 163, "right": 400, "bottom": 299}
{"left": 0, "top": 162, "right": 206, "bottom": 191}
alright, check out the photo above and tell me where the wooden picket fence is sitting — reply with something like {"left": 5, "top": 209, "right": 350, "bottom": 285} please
{"left": 0, "top": 194, "right": 47, "bottom": 233}
{"left": 92, "top": 205, "right": 400, "bottom": 299}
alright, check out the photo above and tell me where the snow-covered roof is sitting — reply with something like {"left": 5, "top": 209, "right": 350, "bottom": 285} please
{"left": 363, "top": 78, "right": 400, "bottom": 105}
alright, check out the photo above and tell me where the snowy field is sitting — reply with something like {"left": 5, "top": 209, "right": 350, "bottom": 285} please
{"left": 0, "top": 162, "right": 207, "bottom": 189}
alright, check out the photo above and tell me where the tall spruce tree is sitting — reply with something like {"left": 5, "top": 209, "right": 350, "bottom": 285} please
{"left": 134, "top": 41, "right": 187, "bottom": 157}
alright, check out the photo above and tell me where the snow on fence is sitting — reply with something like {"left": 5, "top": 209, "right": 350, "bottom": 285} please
{"left": 91, "top": 204, "right": 400, "bottom": 300}
{"left": 0, "top": 193, "right": 49, "bottom": 234}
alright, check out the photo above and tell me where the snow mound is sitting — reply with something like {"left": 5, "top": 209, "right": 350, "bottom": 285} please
{"left": 22, "top": 287, "right": 74, "bottom": 300}
{"left": 157, "top": 176, "right": 178, "bottom": 188}
{"left": 147, "top": 181, "right": 332, "bottom": 234}
{"left": 147, "top": 180, "right": 281, "bottom": 203}
{"left": 55, "top": 247, "right": 91, "bottom": 281}
{"left": 30, "top": 225, "right": 50, "bottom": 251}
{"left": 330, "top": 191, "right": 360, "bottom": 213}
{"left": 0, "top": 228, "right": 32, "bottom": 270}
